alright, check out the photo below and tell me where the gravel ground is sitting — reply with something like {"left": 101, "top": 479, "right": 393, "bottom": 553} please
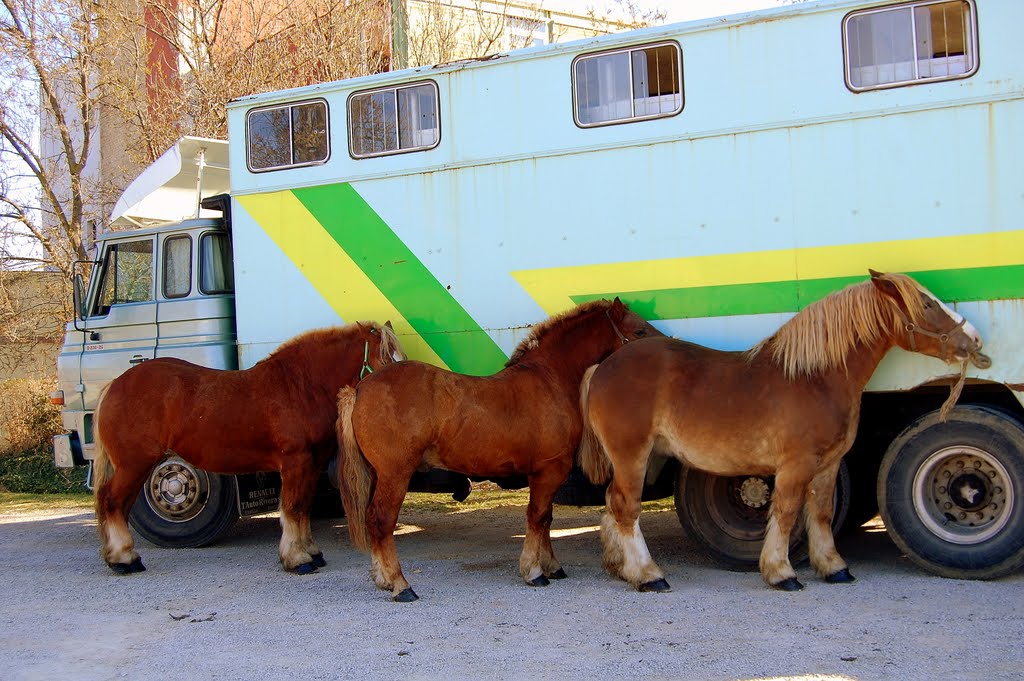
{"left": 2, "top": 493, "right": 1022, "bottom": 681}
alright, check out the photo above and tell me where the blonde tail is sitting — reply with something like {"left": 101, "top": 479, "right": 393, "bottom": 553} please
{"left": 336, "top": 386, "right": 374, "bottom": 552}
{"left": 92, "top": 387, "right": 115, "bottom": 538}
{"left": 577, "top": 364, "right": 612, "bottom": 485}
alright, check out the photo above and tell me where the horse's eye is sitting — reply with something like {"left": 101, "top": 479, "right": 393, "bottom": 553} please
{"left": 635, "top": 329, "right": 647, "bottom": 337}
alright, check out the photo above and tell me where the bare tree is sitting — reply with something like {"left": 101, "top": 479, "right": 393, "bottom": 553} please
{"left": 1, "top": 0, "right": 111, "bottom": 373}
{"left": 99, "top": 0, "right": 393, "bottom": 169}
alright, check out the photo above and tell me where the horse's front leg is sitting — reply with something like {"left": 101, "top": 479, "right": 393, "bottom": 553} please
{"left": 805, "top": 459, "right": 854, "bottom": 584}
{"left": 367, "top": 473, "right": 417, "bottom": 602}
{"left": 760, "top": 464, "right": 813, "bottom": 590}
{"left": 278, "top": 459, "right": 322, "bottom": 574}
{"left": 602, "top": 450, "right": 669, "bottom": 592}
{"left": 520, "top": 464, "right": 571, "bottom": 586}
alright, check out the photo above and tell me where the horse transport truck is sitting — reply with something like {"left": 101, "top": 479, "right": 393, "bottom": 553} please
{"left": 52, "top": 0, "right": 1024, "bottom": 579}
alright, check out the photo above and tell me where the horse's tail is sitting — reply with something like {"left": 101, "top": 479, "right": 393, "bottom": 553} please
{"left": 91, "top": 385, "right": 115, "bottom": 534}
{"left": 336, "top": 386, "right": 374, "bottom": 552}
{"left": 577, "top": 364, "right": 613, "bottom": 485}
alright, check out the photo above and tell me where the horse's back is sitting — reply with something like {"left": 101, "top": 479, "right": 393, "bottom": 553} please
{"left": 588, "top": 335, "right": 853, "bottom": 475}
{"left": 351, "top": 358, "right": 577, "bottom": 476}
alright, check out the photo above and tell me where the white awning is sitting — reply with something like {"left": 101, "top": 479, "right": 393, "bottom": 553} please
{"left": 110, "top": 137, "right": 230, "bottom": 228}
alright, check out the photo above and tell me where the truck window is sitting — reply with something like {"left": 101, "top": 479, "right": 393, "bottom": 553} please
{"left": 92, "top": 240, "right": 154, "bottom": 315}
{"left": 844, "top": 0, "right": 977, "bottom": 91}
{"left": 573, "top": 41, "right": 683, "bottom": 127}
{"left": 246, "top": 99, "right": 329, "bottom": 171}
{"left": 163, "top": 235, "right": 192, "bottom": 298}
{"left": 348, "top": 81, "right": 440, "bottom": 158}
{"left": 199, "top": 232, "right": 234, "bottom": 294}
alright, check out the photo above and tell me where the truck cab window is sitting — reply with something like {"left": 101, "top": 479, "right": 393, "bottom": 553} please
{"left": 200, "top": 232, "right": 234, "bottom": 294}
{"left": 163, "top": 235, "right": 192, "bottom": 298}
{"left": 92, "top": 240, "right": 154, "bottom": 315}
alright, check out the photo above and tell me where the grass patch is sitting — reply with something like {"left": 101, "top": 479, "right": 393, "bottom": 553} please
{"left": 0, "top": 491, "right": 93, "bottom": 514}
{"left": 401, "top": 486, "right": 676, "bottom": 514}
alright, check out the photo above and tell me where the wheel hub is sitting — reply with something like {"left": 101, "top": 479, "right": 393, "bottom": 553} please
{"left": 913, "top": 446, "right": 1013, "bottom": 545}
{"left": 738, "top": 477, "right": 771, "bottom": 508}
{"left": 145, "top": 459, "right": 209, "bottom": 523}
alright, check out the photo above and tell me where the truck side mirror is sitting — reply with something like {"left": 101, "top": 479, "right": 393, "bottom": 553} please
{"left": 73, "top": 273, "right": 86, "bottom": 320}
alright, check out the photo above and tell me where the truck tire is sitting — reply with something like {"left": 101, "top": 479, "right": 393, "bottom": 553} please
{"left": 129, "top": 457, "right": 239, "bottom": 548}
{"left": 674, "top": 459, "right": 851, "bottom": 571}
{"left": 877, "top": 405, "right": 1024, "bottom": 580}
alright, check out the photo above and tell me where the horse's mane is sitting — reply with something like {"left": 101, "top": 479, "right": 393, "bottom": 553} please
{"left": 748, "top": 273, "right": 927, "bottom": 378}
{"left": 268, "top": 321, "right": 405, "bottom": 364}
{"left": 506, "top": 299, "right": 613, "bottom": 367}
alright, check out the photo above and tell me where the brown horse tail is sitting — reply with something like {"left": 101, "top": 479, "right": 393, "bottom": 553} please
{"left": 91, "top": 386, "right": 115, "bottom": 533}
{"left": 577, "top": 364, "right": 613, "bottom": 485}
{"left": 337, "top": 386, "right": 373, "bottom": 552}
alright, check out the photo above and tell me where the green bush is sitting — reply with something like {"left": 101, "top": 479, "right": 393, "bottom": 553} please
{"left": 0, "top": 446, "right": 89, "bottom": 494}
{"left": 0, "top": 378, "right": 86, "bottom": 494}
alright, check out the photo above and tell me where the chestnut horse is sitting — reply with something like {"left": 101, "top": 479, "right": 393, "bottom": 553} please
{"left": 93, "top": 321, "right": 404, "bottom": 575}
{"left": 337, "top": 298, "right": 660, "bottom": 601}
{"left": 578, "top": 271, "right": 991, "bottom": 591}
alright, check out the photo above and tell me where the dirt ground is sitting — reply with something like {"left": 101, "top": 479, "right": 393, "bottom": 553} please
{"left": 2, "top": 492, "right": 1022, "bottom": 681}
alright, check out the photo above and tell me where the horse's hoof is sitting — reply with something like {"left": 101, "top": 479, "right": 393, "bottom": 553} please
{"left": 109, "top": 557, "right": 146, "bottom": 574}
{"left": 547, "top": 568, "right": 568, "bottom": 580}
{"left": 393, "top": 588, "right": 419, "bottom": 602}
{"left": 826, "top": 568, "right": 856, "bottom": 583}
{"left": 293, "top": 562, "right": 318, "bottom": 575}
{"left": 310, "top": 553, "right": 327, "bottom": 568}
{"left": 528, "top": 575, "right": 551, "bottom": 587}
{"left": 639, "top": 578, "right": 671, "bottom": 593}
{"left": 773, "top": 577, "right": 804, "bottom": 591}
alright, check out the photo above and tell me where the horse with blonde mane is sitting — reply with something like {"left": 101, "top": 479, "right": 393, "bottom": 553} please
{"left": 93, "top": 321, "right": 403, "bottom": 575}
{"left": 337, "top": 298, "right": 660, "bottom": 601}
{"left": 578, "top": 270, "right": 991, "bottom": 591}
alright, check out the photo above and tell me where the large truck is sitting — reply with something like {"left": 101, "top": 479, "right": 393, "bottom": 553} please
{"left": 53, "top": 0, "right": 1024, "bottom": 578}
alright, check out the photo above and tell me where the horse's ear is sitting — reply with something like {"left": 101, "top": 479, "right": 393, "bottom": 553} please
{"left": 385, "top": 320, "right": 394, "bottom": 330}
{"left": 611, "top": 296, "right": 625, "bottom": 315}
{"left": 870, "top": 270, "right": 903, "bottom": 303}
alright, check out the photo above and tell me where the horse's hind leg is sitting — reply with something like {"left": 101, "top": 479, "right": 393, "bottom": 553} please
{"left": 278, "top": 460, "right": 322, "bottom": 574}
{"left": 805, "top": 460, "right": 854, "bottom": 584}
{"left": 602, "top": 451, "right": 668, "bottom": 592}
{"left": 367, "top": 473, "right": 417, "bottom": 602}
{"left": 520, "top": 466, "right": 571, "bottom": 587}
{"left": 96, "top": 463, "right": 150, "bottom": 574}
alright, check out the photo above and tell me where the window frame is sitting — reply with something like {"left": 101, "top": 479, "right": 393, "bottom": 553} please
{"left": 245, "top": 98, "right": 331, "bottom": 173}
{"left": 842, "top": 0, "right": 979, "bottom": 93}
{"left": 347, "top": 80, "right": 441, "bottom": 160}
{"left": 198, "top": 231, "right": 235, "bottom": 296}
{"left": 571, "top": 40, "right": 684, "bottom": 129}
{"left": 162, "top": 234, "right": 193, "bottom": 299}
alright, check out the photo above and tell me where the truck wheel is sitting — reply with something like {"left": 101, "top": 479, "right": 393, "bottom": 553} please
{"left": 877, "top": 405, "right": 1024, "bottom": 580}
{"left": 674, "top": 460, "right": 851, "bottom": 570}
{"left": 129, "top": 457, "right": 239, "bottom": 548}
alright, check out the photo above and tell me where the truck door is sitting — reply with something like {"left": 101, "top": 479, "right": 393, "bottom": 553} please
{"left": 79, "top": 237, "right": 158, "bottom": 407}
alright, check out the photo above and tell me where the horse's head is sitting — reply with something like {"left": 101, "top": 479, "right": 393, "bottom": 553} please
{"left": 360, "top": 320, "right": 407, "bottom": 377}
{"left": 606, "top": 297, "right": 663, "bottom": 346}
{"left": 869, "top": 270, "right": 991, "bottom": 368}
